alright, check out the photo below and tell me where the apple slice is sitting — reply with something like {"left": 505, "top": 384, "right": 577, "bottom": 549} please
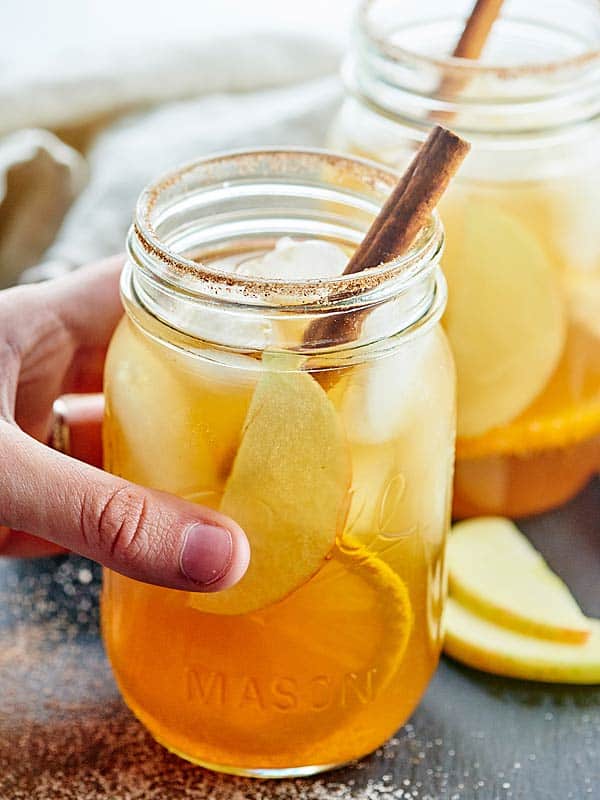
{"left": 104, "top": 318, "right": 218, "bottom": 495}
{"left": 565, "top": 270, "right": 600, "bottom": 342}
{"left": 448, "top": 517, "right": 590, "bottom": 644}
{"left": 104, "top": 318, "right": 257, "bottom": 496}
{"left": 441, "top": 196, "right": 566, "bottom": 437}
{"left": 189, "top": 366, "right": 352, "bottom": 615}
{"left": 444, "top": 598, "right": 600, "bottom": 684}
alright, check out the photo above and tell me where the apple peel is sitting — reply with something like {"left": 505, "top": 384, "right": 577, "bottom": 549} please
{"left": 448, "top": 517, "right": 590, "bottom": 644}
{"left": 445, "top": 598, "right": 600, "bottom": 684}
{"left": 189, "top": 366, "right": 352, "bottom": 615}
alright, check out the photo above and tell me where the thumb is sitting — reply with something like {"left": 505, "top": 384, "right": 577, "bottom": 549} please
{"left": 0, "top": 422, "right": 250, "bottom": 591}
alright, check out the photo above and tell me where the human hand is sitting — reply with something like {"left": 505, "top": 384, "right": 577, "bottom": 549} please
{"left": 0, "top": 257, "right": 250, "bottom": 590}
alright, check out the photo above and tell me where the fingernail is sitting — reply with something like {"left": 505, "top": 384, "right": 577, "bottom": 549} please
{"left": 180, "top": 523, "right": 233, "bottom": 586}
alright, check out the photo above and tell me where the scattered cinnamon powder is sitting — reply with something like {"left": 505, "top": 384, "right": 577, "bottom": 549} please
{"left": 1, "top": 553, "right": 599, "bottom": 797}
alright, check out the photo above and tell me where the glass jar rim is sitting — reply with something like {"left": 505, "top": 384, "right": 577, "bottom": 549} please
{"left": 359, "top": 0, "right": 600, "bottom": 81}
{"left": 131, "top": 147, "right": 443, "bottom": 310}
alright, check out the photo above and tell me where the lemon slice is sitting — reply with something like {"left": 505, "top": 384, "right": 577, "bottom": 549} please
{"left": 181, "top": 535, "right": 413, "bottom": 754}
{"left": 326, "top": 536, "right": 414, "bottom": 684}
{"left": 256, "top": 536, "right": 413, "bottom": 685}
{"left": 445, "top": 598, "right": 600, "bottom": 684}
{"left": 448, "top": 518, "right": 590, "bottom": 643}
{"left": 189, "top": 368, "right": 352, "bottom": 615}
{"left": 239, "top": 536, "right": 413, "bottom": 744}
{"left": 441, "top": 197, "right": 566, "bottom": 438}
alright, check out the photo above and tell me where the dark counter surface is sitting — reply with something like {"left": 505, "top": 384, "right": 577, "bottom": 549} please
{"left": 1, "top": 479, "right": 599, "bottom": 800}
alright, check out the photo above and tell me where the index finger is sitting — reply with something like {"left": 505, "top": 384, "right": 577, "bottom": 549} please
{"left": 41, "top": 255, "right": 125, "bottom": 350}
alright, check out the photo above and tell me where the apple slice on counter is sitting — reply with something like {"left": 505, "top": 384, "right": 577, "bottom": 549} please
{"left": 189, "top": 364, "right": 352, "bottom": 616}
{"left": 445, "top": 598, "right": 600, "bottom": 684}
{"left": 447, "top": 517, "right": 590, "bottom": 644}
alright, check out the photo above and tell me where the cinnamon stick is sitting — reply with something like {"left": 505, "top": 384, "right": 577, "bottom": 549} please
{"left": 344, "top": 126, "right": 470, "bottom": 275}
{"left": 452, "top": 0, "right": 504, "bottom": 60}
{"left": 304, "top": 126, "right": 470, "bottom": 358}
{"left": 435, "top": 0, "right": 504, "bottom": 117}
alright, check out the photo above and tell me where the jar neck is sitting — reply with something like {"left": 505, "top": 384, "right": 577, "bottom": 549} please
{"left": 351, "top": 0, "right": 600, "bottom": 136}
{"left": 125, "top": 149, "right": 445, "bottom": 360}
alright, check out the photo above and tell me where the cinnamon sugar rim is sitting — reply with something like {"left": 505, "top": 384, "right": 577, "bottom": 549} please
{"left": 132, "top": 147, "right": 444, "bottom": 308}
{"left": 359, "top": 0, "right": 600, "bottom": 80}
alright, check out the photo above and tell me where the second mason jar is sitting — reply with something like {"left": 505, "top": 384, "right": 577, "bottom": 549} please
{"left": 101, "top": 149, "right": 455, "bottom": 776}
{"left": 331, "top": 0, "right": 600, "bottom": 517}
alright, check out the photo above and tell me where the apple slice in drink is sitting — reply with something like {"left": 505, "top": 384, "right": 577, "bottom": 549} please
{"left": 441, "top": 197, "right": 566, "bottom": 437}
{"left": 448, "top": 517, "right": 590, "bottom": 644}
{"left": 565, "top": 270, "right": 600, "bottom": 342}
{"left": 445, "top": 598, "right": 600, "bottom": 684}
{"left": 104, "top": 318, "right": 219, "bottom": 495}
{"left": 189, "top": 363, "right": 352, "bottom": 615}
{"left": 104, "top": 317, "right": 256, "bottom": 497}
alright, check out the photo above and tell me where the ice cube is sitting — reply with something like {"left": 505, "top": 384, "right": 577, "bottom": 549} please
{"left": 166, "top": 300, "right": 273, "bottom": 352}
{"left": 231, "top": 238, "right": 349, "bottom": 347}
{"left": 337, "top": 327, "right": 448, "bottom": 445}
{"left": 235, "top": 237, "right": 347, "bottom": 280}
{"left": 169, "top": 239, "right": 348, "bottom": 350}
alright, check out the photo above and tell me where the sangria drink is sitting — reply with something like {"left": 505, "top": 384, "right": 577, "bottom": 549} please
{"left": 101, "top": 150, "right": 455, "bottom": 775}
{"left": 331, "top": 0, "right": 600, "bottom": 516}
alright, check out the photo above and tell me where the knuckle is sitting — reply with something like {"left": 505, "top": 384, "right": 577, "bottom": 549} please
{"left": 85, "top": 485, "right": 158, "bottom": 564}
{"left": 0, "top": 337, "right": 21, "bottom": 410}
{"left": 0, "top": 291, "right": 27, "bottom": 356}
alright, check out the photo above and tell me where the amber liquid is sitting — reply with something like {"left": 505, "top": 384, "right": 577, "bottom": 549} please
{"left": 101, "top": 312, "right": 454, "bottom": 775}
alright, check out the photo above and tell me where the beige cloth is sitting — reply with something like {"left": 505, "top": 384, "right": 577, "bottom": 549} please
{"left": 0, "top": 131, "right": 87, "bottom": 287}
{"left": 0, "top": 33, "right": 341, "bottom": 287}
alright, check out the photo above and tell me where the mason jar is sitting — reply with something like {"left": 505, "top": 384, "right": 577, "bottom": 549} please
{"left": 100, "top": 149, "right": 455, "bottom": 776}
{"left": 331, "top": 0, "right": 600, "bottom": 517}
